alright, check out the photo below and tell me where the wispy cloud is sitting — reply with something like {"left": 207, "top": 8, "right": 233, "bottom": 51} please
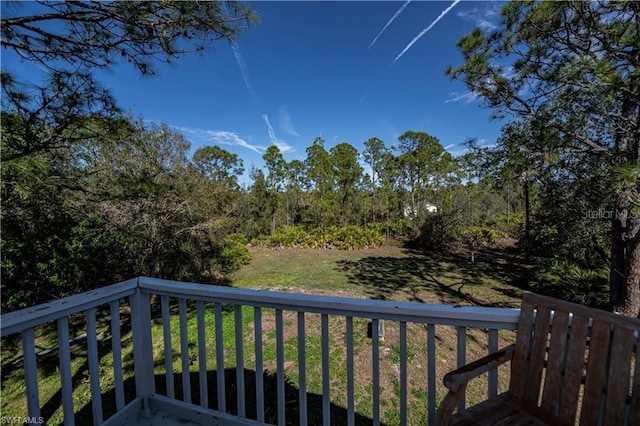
{"left": 445, "top": 91, "right": 479, "bottom": 104}
{"left": 369, "top": 0, "right": 411, "bottom": 49}
{"left": 278, "top": 106, "right": 300, "bottom": 137}
{"left": 457, "top": 3, "right": 501, "bottom": 31}
{"left": 174, "top": 126, "right": 266, "bottom": 153}
{"left": 358, "top": 90, "right": 370, "bottom": 105}
{"left": 394, "top": 0, "right": 462, "bottom": 63}
{"left": 262, "top": 114, "right": 294, "bottom": 153}
{"left": 231, "top": 43, "right": 259, "bottom": 101}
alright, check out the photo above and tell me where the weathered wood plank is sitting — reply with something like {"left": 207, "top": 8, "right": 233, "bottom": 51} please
{"left": 558, "top": 315, "right": 588, "bottom": 424}
{"left": 629, "top": 331, "right": 640, "bottom": 425}
{"left": 523, "top": 305, "right": 551, "bottom": 409}
{"left": 540, "top": 308, "right": 569, "bottom": 417}
{"left": 603, "top": 325, "right": 634, "bottom": 426}
{"left": 579, "top": 319, "right": 611, "bottom": 425}
{"left": 509, "top": 299, "right": 535, "bottom": 400}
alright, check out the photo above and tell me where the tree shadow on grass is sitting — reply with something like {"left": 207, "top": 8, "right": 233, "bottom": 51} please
{"left": 337, "top": 244, "right": 533, "bottom": 308}
{"left": 72, "top": 368, "right": 386, "bottom": 426}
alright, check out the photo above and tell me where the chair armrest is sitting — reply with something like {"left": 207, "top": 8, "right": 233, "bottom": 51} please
{"left": 443, "top": 344, "right": 515, "bottom": 392}
{"left": 436, "top": 344, "right": 515, "bottom": 426}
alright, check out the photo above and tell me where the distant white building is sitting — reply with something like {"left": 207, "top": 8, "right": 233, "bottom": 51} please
{"left": 403, "top": 202, "right": 438, "bottom": 218}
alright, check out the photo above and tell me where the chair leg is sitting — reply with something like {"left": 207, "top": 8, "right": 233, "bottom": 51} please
{"left": 435, "top": 383, "right": 467, "bottom": 426}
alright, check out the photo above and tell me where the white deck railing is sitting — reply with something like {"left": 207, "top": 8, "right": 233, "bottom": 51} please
{"left": 1, "top": 277, "right": 520, "bottom": 426}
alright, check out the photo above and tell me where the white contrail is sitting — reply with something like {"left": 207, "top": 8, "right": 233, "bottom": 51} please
{"left": 358, "top": 90, "right": 370, "bottom": 104}
{"left": 278, "top": 106, "right": 300, "bottom": 137}
{"left": 369, "top": 0, "right": 411, "bottom": 49}
{"left": 394, "top": 0, "right": 462, "bottom": 63}
{"left": 262, "top": 114, "right": 294, "bottom": 153}
{"left": 231, "top": 43, "right": 259, "bottom": 101}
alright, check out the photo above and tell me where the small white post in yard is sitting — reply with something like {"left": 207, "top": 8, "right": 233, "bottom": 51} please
{"left": 367, "top": 319, "right": 385, "bottom": 341}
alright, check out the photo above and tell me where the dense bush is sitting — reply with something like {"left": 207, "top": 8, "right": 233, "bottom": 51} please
{"left": 253, "top": 225, "right": 386, "bottom": 250}
{"left": 216, "top": 233, "right": 251, "bottom": 274}
{"left": 531, "top": 260, "right": 609, "bottom": 309}
{"left": 458, "top": 226, "right": 509, "bottom": 248}
{"left": 416, "top": 213, "right": 453, "bottom": 251}
{"left": 417, "top": 210, "right": 511, "bottom": 252}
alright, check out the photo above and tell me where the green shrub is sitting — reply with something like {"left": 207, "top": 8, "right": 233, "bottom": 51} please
{"left": 417, "top": 213, "right": 461, "bottom": 251}
{"left": 531, "top": 260, "right": 609, "bottom": 309}
{"left": 253, "top": 225, "right": 385, "bottom": 250}
{"left": 458, "top": 226, "right": 509, "bottom": 248}
{"left": 216, "top": 233, "right": 251, "bottom": 274}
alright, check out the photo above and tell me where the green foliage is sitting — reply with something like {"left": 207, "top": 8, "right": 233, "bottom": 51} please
{"left": 216, "top": 233, "right": 251, "bottom": 274}
{"left": 458, "top": 226, "right": 509, "bottom": 248}
{"left": 449, "top": 0, "right": 640, "bottom": 314}
{"left": 253, "top": 225, "right": 386, "bottom": 250}
{"left": 1, "top": 115, "right": 249, "bottom": 310}
{"left": 531, "top": 260, "right": 609, "bottom": 310}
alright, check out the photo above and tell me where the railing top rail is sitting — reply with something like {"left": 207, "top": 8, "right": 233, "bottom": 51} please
{"left": 0, "top": 278, "right": 138, "bottom": 337}
{"left": 139, "top": 277, "right": 521, "bottom": 329}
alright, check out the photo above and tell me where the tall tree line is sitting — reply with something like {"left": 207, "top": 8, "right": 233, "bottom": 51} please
{"left": 243, "top": 132, "right": 466, "bottom": 238}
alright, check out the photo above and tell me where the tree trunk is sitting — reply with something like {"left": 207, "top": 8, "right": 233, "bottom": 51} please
{"left": 610, "top": 93, "right": 640, "bottom": 316}
{"left": 271, "top": 210, "right": 276, "bottom": 235}
{"left": 610, "top": 188, "right": 640, "bottom": 316}
{"left": 524, "top": 178, "right": 531, "bottom": 263}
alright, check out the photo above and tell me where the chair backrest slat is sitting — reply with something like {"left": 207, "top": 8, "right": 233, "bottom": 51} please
{"left": 579, "top": 319, "right": 611, "bottom": 425}
{"left": 522, "top": 305, "right": 551, "bottom": 410}
{"left": 509, "top": 297, "right": 536, "bottom": 399}
{"left": 629, "top": 341, "right": 640, "bottom": 425}
{"left": 604, "top": 326, "right": 635, "bottom": 425}
{"left": 558, "top": 315, "right": 589, "bottom": 424}
{"left": 540, "top": 308, "right": 570, "bottom": 414}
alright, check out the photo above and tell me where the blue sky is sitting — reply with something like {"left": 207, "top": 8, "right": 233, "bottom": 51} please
{"left": 5, "top": 1, "right": 506, "bottom": 182}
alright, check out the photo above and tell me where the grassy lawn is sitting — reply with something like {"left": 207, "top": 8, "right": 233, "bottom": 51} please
{"left": 1, "top": 243, "right": 529, "bottom": 425}
{"left": 233, "top": 243, "right": 528, "bottom": 307}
